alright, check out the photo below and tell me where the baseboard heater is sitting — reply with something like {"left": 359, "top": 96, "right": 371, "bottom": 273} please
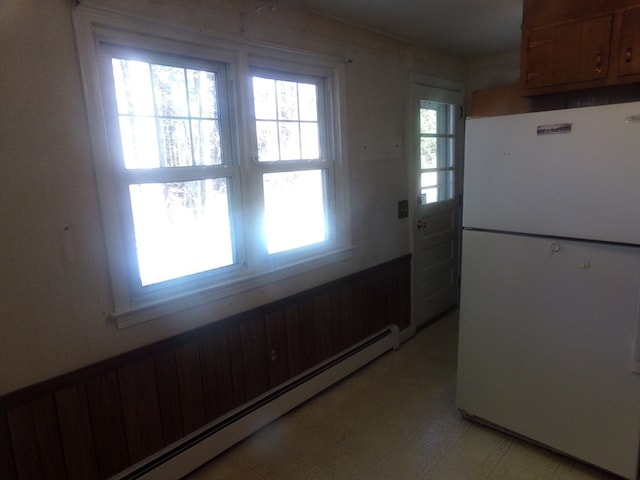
{"left": 111, "top": 324, "right": 400, "bottom": 480}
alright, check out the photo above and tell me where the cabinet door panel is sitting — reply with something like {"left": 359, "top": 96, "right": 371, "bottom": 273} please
{"left": 619, "top": 8, "right": 640, "bottom": 76}
{"left": 524, "top": 16, "right": 612, "bottom": 88}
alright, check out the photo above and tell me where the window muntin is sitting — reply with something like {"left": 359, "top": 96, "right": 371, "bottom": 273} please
{"left": 419, "top": 100, "right": 455, "bottom": 204}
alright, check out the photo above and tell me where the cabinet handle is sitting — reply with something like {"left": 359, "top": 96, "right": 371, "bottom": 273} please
{"left": 527, "top": 71, "right": 553, "bottom": 81}
{"left": 595, "top": 51, "right": 603, "bottom": 73}
{"left": 626, "top": 46, "right": 633, "bottom": 65}
{"left": 528, "top": 38, "right": 553, "bottom": 49}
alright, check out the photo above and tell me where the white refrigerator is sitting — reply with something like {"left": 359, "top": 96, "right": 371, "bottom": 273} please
{"left": 457, "top": 101, "right": 640, "bottom": 479}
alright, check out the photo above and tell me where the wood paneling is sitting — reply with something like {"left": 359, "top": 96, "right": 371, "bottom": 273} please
{"left": 153, "top": 350, "right": 184, "bottom": 445}
{"left": 7, "top": 404, "right": 43, "bottom": 480}
{"left": 86, "top": 372, "right": 130, "bottom": 479}
{"left": 264, "top": 309, "right": 290, "bottom": 388}
{"left": 174, "top": 342, "right": 207, "bottom": 434}
{"left": 0, "top": 255, "right": 411, "bottom": 480}
{"left": 55, "top": 385, "right": 100, "bottom": 480}
{"left": 30, "top": 396, "right": 67, "bottom": 480}
{"left": 118, "top": 358, "right": 164, "bottom": 463}
{"left": 228, "top": 314, "right": 270, "bottom": 406}
{"left": 6, "top": 396, "right": 67, "bottom": 480}
{"left": 0, "top": 412, "right": 17, "bottom": 480}
{"left": 198, "top": 331, "right": 235, "bottom": 422}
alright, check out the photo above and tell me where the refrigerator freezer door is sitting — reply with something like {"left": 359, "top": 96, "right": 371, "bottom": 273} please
{"left": 463, "top": 102, "right": 640, "bottom": 245}
{"left": 457, "top": 230, "right": 640, "bottom": 479}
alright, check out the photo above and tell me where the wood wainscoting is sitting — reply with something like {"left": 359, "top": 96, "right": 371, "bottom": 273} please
{"left": 0, "top": 255, "right": 411, "bottom": 480}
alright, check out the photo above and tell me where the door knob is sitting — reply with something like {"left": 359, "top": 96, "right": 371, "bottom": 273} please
{"left": 417, "top": 219, "right": 427, "bottom": 229}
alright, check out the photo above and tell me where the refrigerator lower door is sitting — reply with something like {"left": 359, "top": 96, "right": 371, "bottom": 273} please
{"left": 457, "top": 230, "right": 640, "bottom": 479}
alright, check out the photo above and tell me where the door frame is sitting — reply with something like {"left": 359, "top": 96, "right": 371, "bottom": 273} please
{"left": 407, "top": 73, "right": 465, "bottom": 333}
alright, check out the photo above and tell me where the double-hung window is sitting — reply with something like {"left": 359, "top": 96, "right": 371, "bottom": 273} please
{"left": 251, "top": 71, "right": 330, "bottom": 255}
{"left": 75, "top": 8, "right": 349, "bottom": 327}
{"left": 105, "top": 48, "right": 239, "bottom": 288}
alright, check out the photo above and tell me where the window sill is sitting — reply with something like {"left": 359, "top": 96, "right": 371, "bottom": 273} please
{"left": 113, "top": 246, "right": 354, "bottom": 329}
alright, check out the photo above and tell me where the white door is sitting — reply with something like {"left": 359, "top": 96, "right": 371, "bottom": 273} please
{"left": 411, "top": 79, "right": 463, "bottom": 328}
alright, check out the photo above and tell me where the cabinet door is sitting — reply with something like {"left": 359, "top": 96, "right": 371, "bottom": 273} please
{"left": 523, "top": 15, "right": 612, "bottom": 89}
{"left": 618, "top": 8, "right": 640, "bottom": 76}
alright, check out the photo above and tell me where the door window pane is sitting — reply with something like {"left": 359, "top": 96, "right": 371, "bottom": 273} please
{"left": 421, "top": 137, "right": 453, "bottom": 169}
{"left": 419, "top": 99, "right": 455, "bottom": 204}
{"left": 421, "top": 171, "right": 454, "bottom": 204}
{"left": 420, "top": 100, "right": 453, "bottom": 135}
{"left": 263, "top": 170, "right": 326, "bottom": 254}
{"left": 129, "top": 179, "right": 234, "bottom": 286}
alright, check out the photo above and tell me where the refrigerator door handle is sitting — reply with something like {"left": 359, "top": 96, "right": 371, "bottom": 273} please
{"left": 635, "top": 302, "right": 640, "bottom": 374}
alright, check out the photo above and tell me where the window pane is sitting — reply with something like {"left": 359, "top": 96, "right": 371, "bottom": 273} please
{"left": 129, "top": 179, "right": 234, "bottom": 286}
{"left": 191, "top": 119, "right": 221, "bottom": 165}
{"left": 420, "top": 100, "right": 453, "bottom": 135}
{"left": 187, "top": 69, "right": 218, "bottom": 118}
{"left": 420, "top": 107, "right": 438, "bottom": 135}
{"left": 276, "top": 80, "right": 299, "bottom": 120}
{"left": 256, "top": 120, "right": 280, "bottom": 161}
{"left": 298, "top": 83, "right": 317, "bottom": 121}
{"left": 300, "top": 122, "right": 320, "bottom": 159}
{"left": 421, "top": 137, "right": 453, "bottom": 169}
{"left": 253, "top": 77, "right": 277, "bottom": 120}
{"left": 112, "top": 59, "right": 155, "bottom": 115}
{"left": 421, "top": 171, "right": 437, "bottom": 188}
{"left": 152, "top": 65, "right": 189, "bottom": 117}
{"left": 263, "top": 170, "right": 326, "bottom": 254}
{"left": 119, "top": 116, "right": 160, "bottom": 169}
{"left": 421, "top": 137, "right": 437, "bottom": 169}
{"left": 158, "top": 118, "right": 193, "bottom": 167}
{"left": 279, "top": 122, "right": 301, "bottom": 160}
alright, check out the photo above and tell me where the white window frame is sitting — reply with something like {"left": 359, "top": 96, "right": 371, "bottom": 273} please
{"left": 73, "top": 6, "right": 351, "bottom": 328}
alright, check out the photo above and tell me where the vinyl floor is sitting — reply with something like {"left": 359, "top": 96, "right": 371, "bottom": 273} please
{"left": 185, "top": 310, "right": 623, "bottom": 480}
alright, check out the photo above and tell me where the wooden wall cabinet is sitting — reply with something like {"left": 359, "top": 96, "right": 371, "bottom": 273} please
{"left": 521, "top": 0, "right": 640, "bottom": 95}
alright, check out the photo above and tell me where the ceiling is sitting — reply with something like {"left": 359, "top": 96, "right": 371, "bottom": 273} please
{"left": 281, "top": 0, "right": 523, "bottom": 57}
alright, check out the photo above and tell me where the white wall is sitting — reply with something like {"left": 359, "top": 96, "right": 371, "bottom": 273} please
{"left": 0, "top": 0, "right": 464, "bottom": 395}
